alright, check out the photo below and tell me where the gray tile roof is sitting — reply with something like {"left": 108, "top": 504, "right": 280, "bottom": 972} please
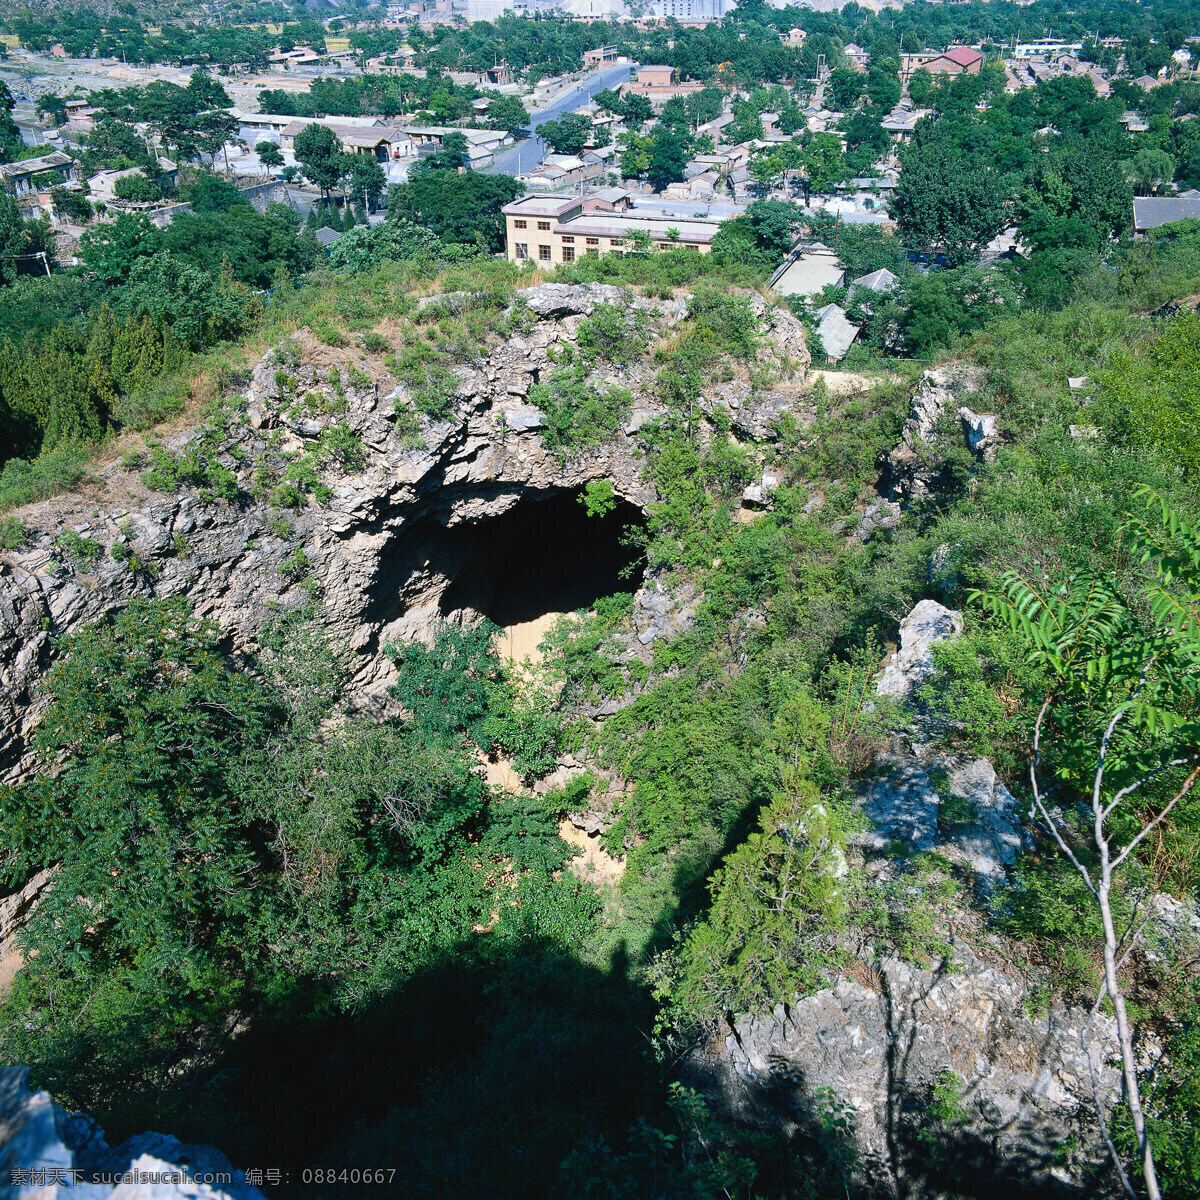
{"left": 314, "top": 227, "right": 343, "bottom": 246}
{"left": 1133, "top": 196, "right": 1200, "bottom": 231}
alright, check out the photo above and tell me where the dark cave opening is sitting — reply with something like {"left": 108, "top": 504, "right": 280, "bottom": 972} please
{"left": 437, "top": 491, "right": 647, "bottom": 629}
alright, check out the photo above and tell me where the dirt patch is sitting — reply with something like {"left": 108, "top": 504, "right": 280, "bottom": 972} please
{"left": 497, "top": 610, "right": 567, "bottom": 665}
{"left": 559, "top": 818, "right": 625, "bottom": 887}
{"left": 811, "top": 368, "right": 900, "bottom": 396}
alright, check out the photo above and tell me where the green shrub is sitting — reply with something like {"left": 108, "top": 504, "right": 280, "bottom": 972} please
{"left": 314, "top": 323, "right": 347, "bottom": 348}
{"left": 0, "top": 444, "right": 90, "bottom": 511}
{"left": 528, "top": 364, "right": 632, "bottom": 455}
{"left": 361, "top": 332, "right": 391, "bottom": 354}
{"left": 56, "top": 530, "right": 103, "bottom": 565}
{"left": 577, "top": 303, "right": 651, "bottom": 366}
{"left": 0, "top": 517, "right": 26, "bottom": 549}
{"left": 412, "top": 366, "right": 459, "bottom": 419}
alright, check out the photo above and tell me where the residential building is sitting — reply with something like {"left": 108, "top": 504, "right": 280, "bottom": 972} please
{"left": 768, "top": 243, "right": 845, "bottom": 297}
{"left": 843, "top": 43, "right": 870, "bottom": 71}
{"left": 502, "top": 192, "right": 720, "bottom": 264}
{"left": 813, "top": 303, "right": 859, "bottom": 360}
{"left": 280, "top": 119, "right": 408, "bottom": 160}
{"left": 1133, "top": 194, "right": 1200, "bottom": 233}
{"left": 622, "top": 64, "right": 704, "bottom": 103}
{"left": 920, "top": 46, "right": 984, "bottom": 75}
{"left": 86, "top": 158, "right": 177, "bottom": 207}
{"left": 845, "top": 267, "right": 898, "bottom": 303}
{"left": 583, "top": 46, "right": 620, "bottom": 67}
{"left": 1, "top": 150, "right": 77, "bottom": 198}
{"left": 403, "top": 125, "right": 511, "bottom": 153}
{"left": 1, "top": 151, "right": 78, "bottom": 216}
{"left": 649, "top": 0, "right": 726, "bottom": 19}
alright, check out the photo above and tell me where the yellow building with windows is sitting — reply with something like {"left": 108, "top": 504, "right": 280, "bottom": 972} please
{"left": 501, "top": 194, "right": 719, "bottom": 266}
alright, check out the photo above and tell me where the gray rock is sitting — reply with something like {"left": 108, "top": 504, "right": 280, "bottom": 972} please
{"left": 958, "top": 407, "right": 1000, "bottom": 460}
{"left": 0, "top": 1066, "right": 264, "bottom": 1200}
{"left": 875, "top": 599, "right": 964, "bottom": 698}
{"left": 886, "top": 366, "right": 996, "bottom": 503}
{"left": 502, "top": 405, "right": 545, "bottom": 433}
{"left": 695, "top": 943, "right": 1121, "bottom": 1196}
{"left": 855, "top": 499, "right": 901, "bottom": 541}
{"left": 856, "top": 755, "right": 1031, "bottom": 882}
{"left": 742, "top": 470, "right": 782, "bottom": 509}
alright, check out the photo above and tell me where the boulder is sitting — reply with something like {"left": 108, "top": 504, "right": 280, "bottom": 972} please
{"left": 856, "top": 755, "right": 1032, "bottom": 884}
{"left": 876, "top": 600, "right": 964, "bottom": 698}
{"left": 886, "top": 366, "right": 996, "bottom": 503}
{"left": 0, "top": 1066, "right": 264, "bottom": 1199}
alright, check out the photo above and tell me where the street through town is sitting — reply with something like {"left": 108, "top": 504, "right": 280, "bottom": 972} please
{"left": 487, "top": 61, "right": 633, "bottom": 177}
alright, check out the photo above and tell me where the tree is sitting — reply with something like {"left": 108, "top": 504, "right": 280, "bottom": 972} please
{"left": 343, "top": 153, "right": 387, "bottom": 211}
{"left": 685, "top": 87, "right": 723, "bottom": 128}
{"left": 327, "top": 219, "right": 444, "bottom": 271}
{"left": 114, "top": 171, "right": 159, "bottom": 202}
{"left": 418, "top": 130, "right": 468, "bottom": 172}
{"left": 36, "top": 94, "right": 67, "bottom": 126}
{"left": 195, "top": 110, "right": 240, "bottom": 170}
{"left": 802, "top": 131, "right": 847, "bottom": 192}
{"left": 892, "top": 142, "right": 1009, "bottom": 266}
{"left": 743, "top": 199, "right": 805, "bottom": 261}
{"left": 80, "top": 117, "right": 149, "bottom": 173}
{"left": 0, "top": 599, "right": 276, "bottom": 986}
{"left": 540, "top": 113, "right": 591, "bottom": 156}
{"left": 51, "top": 186, "right": 93, "bottom": 224}
{"left": 1123, "top": 146, "right": 1175, "bottom": 196}
{"left": 976, "top": 490, "right": 1200, "bottom": 1200}
{"left": 827, "top": 68, "right": 863, "bottom": 112}
{"left": 0, "top": 193, "right": 57, "bottom": 285}
{"left": 387, "top": 171, "right": 522, "bottom": 252}
{"left": 257, "top": 140, "right": 284, "bottom": 168}
{"left": 294, "top": 122, "right": 346, "bottom": 198}
{"left": 622, "top": 93, "right": 654, "bottom": 132}
{"left": 907, "top": 67, "right": 934, "bottom": 106}
{"left": 647, "top": 129, "right": 691, "bottom": 192}
{"left": 79, "top": 212, "right": 155, "bottom": 285}
{"left": 865, "top": 63, "right": 901, "bottom": 110}
{"left": 1018, "top": 148, "right": 1132, "bottom": 254}
{"left": 594, "top": 88, "right": 624, "bottom": 117}
{"left": 0, "top": 81, "right": 22, "bottom": 162}
{"left": 485, "top": 94, "right": 528, "bottom": 134}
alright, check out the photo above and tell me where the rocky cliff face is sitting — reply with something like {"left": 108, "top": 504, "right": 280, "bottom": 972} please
{"left": 0, "top": 283, "right": 810, "bottom": 782}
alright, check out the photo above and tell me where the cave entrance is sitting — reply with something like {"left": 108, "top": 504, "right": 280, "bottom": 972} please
{"left": 438, "top": 491, "right": 647, "bottom": 660}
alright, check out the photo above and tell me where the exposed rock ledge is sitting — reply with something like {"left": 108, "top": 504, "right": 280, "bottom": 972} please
{"left": 697, "top": 943, "right": 1120, "bottom": 1199}
{"left": 0, "top": 283, "right": 809, "bottom": 782}
{"left": 0, "top": 1066, "right": 263, "bottom": 1199}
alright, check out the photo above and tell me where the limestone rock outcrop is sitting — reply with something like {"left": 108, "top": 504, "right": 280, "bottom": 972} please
{"left": 856, "top": 754, "right": 1032, "bottom": 885}
{"left": 886, "top": 366, "right": 999, "bottom": 503}
{"left": 0, "top": 1066, "right": 264, "bottom": 1199}
{"left": 0, "top": 283, "right": 808, "bottom": 781}
{"left": 699, "top": 943, "right": 1120, "bottom": 1199}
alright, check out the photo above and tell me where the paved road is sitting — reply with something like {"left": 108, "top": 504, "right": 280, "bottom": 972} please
{"left": 489, "top": 62, "right": 633, "bottom": 178}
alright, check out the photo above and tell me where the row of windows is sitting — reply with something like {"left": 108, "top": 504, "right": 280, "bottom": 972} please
{"left": 514, "top": 238, "right": 697, "bottom": 261}
{"left": 512, "top": 218, "right": 554, "bottom": 231}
